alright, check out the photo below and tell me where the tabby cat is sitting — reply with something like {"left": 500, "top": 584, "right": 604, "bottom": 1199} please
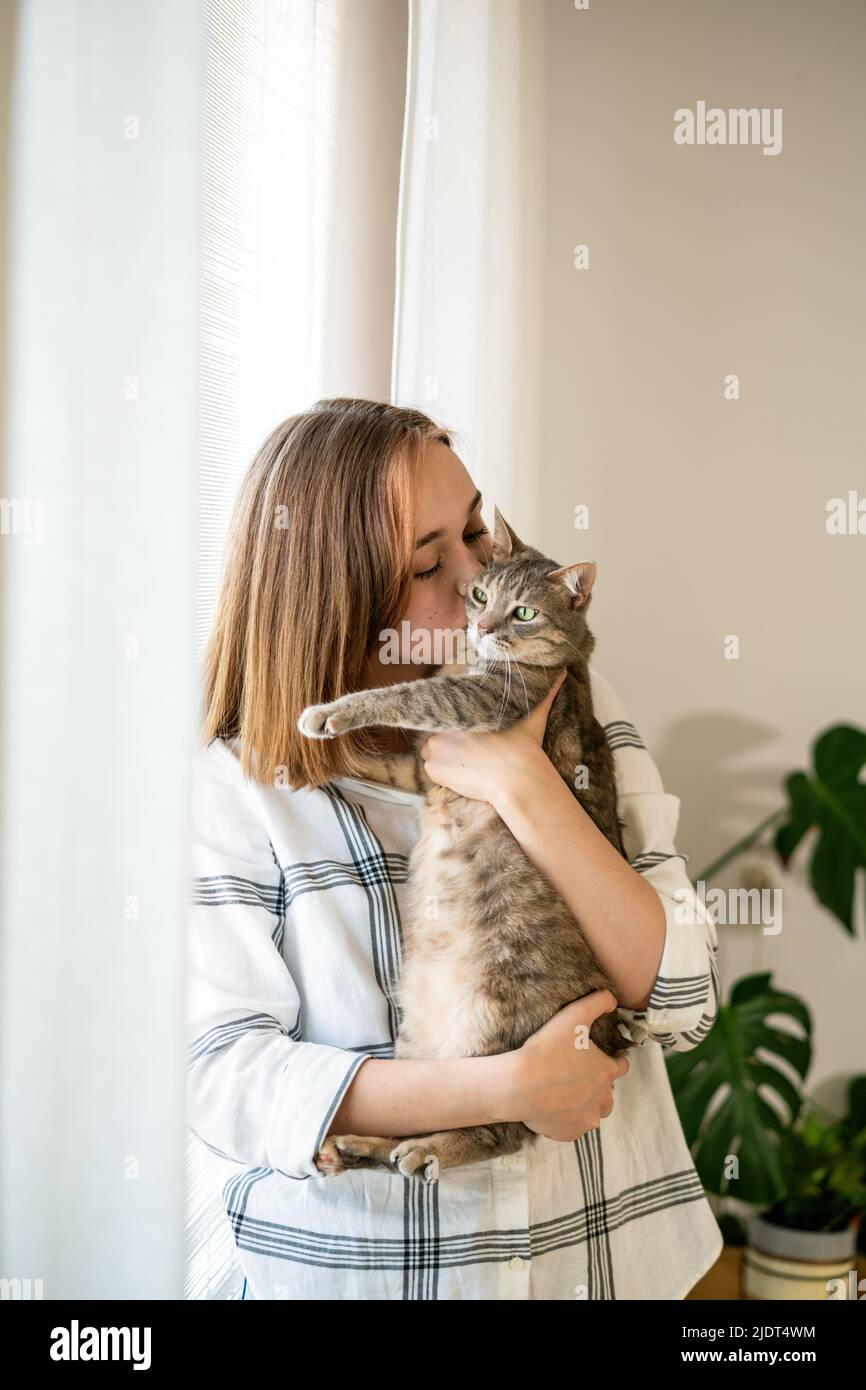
{"left": 298, "top": 509, "right": 633, "bottom": 1184}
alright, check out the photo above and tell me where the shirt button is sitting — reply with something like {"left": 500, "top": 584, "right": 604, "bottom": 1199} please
{"left": 509, "top": 1256, "right": 527, "bottom": 1271}
{"left": 502, "top": 1153, "right": 521, "bottom": 1169}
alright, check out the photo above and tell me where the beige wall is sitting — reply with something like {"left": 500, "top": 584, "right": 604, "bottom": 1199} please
{"left": 533, "top": 0, "right": 866, "bottom": 1094}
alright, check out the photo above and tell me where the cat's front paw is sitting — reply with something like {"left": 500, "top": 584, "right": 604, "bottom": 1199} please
{"left": 388, "top": 1138, "right": 441, "bottom": 1183}
{"left": 297, "top": 697, "right": 356, "bottom": 739}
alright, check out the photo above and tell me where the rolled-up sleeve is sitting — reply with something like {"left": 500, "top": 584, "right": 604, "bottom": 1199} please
{"left": 590, "top": 668, "right": 721, "bottom": 1055}
{"left": 186, "top": 742, "right": 370, "bottom": 1179}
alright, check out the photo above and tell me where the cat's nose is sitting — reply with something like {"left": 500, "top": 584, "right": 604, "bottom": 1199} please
{"left": 477, "top": 623, "right": 490, "bottom": 635}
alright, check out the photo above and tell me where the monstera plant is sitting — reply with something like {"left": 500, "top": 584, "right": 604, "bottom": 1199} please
{"left": 666, "top": 723, "right": 866, "bottom": 1246}
{"left": 696, "top": 722, "right": 866, "bottom": 935}
{"left": 667, "top": 972, "right": 812, "bottom": 1205}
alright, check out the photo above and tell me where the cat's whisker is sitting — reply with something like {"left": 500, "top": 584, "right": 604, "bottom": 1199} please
{"left": 557, "top": 635, "right": 588, "bottom": 667}
{"left": 496, "top": 654, "right": 511, "bottom": 729}
{"left": 476, "top": 652, "right": 497, "bottom": 686}
{"left": 510, "top": 654, "right": 531, "bottom": 714}
{"left": 466, "top": 632, "right": 495, "bottom": 685}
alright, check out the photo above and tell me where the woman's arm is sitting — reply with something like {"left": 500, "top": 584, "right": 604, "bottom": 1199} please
{"left": 500, "top": 672, "right": 722, "bottom": 1049}
{"left": 493, "top": 753, "right": 666, "bottom": 1011}
{"left": 329, "top": 1051, "right": 515, "bottom": 1136}
{"left": 191, "top": 740, "right": 624, "bottom": 1169}
{"left": 419, "top": 669, "right": 721, "bottom": 1047}
{"left": 418, "top": 671, "right": 665, "bottom": 1012}
{"left": 329, "top": 990, "right": 628, "bottom": 1143}
{"left": 188, "top": 741, "right": 376, "bottom": 1178}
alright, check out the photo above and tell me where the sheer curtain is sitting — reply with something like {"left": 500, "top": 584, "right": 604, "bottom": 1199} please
{"left": 392, "top": 0, "right": 546, "bottom": 534}
{"left": 197, "top": 0, "right": 343, "bottom": 652}
{"left": 0, "top": 0, "right": 401, "bottom": 1300}
{"left": 0, "top": 0, "right": 204, "bottom": 1299}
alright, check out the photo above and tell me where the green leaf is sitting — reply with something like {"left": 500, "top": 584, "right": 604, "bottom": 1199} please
{"left": 773, "top": 724, "right": 866, "bottom": 934}
{"left": 848, "top": 1076, "right": 866, "bottom": 1130}
{"left": 767, "top": 1095, "right": 866, "bottom": 1230}
{"left": 666, "top": 972, "right": 812, "bottom": 1204}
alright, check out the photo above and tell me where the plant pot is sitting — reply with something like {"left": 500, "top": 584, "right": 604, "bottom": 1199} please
{"left": 743, "top": 1211, "right": 859, "bottom": 1300}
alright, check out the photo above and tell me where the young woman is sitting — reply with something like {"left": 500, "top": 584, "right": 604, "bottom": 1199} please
{"left": 188, "top": 398, "right": 722, "bottom": 1301}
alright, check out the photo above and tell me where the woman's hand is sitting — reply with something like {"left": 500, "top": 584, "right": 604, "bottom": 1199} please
{"left": 505, "top": 990, "right": 631, "bottom": 1141}
{"left": 419, "top": 668, "right": 567, "bottom": 804}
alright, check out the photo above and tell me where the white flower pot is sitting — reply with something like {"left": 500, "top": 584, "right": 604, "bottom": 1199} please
{"left": 743, "top": 1211, "right": 859, "bottom": 1300}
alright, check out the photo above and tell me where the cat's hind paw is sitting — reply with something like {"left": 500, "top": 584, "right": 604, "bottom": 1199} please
{"left": 314, "top": 1138, "right": 347, "bottom": 1173}
{"left": 315, "top": 1134, "right": 396, "bottom": 1174}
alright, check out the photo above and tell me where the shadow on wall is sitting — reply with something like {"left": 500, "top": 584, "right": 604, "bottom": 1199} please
{"left": 656, "top": 713, "right": 791, "bottom": 871}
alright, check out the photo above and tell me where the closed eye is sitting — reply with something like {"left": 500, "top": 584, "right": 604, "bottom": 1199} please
{"left": 413, "top": 527, "right": 489, "bottom": 580}
{"left": 411, "top": 558, "right": 439, "bottom": 581}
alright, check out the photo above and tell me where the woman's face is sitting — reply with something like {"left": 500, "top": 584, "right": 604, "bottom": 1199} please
{"left": 367, "top": 439, "right": 492, "bottom": 684}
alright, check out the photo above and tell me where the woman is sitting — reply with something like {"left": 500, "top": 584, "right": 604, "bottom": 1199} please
{"left": 188, "top": 398, "right": 723, "bottom": 1300}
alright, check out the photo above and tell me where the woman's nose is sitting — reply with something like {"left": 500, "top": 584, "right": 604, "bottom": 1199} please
{"left": 456, "top": 558, "right": 484, "bottom": 595}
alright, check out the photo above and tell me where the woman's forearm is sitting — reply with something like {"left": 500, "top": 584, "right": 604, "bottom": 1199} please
{"left": 493, "top": 751, "right": 666, "bottom": 1011}
{"left": 328, "top": 1052, "right": 518, "bottom": 1139}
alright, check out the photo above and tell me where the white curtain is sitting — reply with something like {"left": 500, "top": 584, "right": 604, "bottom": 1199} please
{"left": 392, "top": 0, "right": 546, "bottom": 535}
{"left": 197, "top": 0, "right": 344, "bottom": 653}
{"left": 0, "top": 0, "right": 354, "bottom": 1301}
{"left": 0, "top": 0, "right": 204, "bottom": 1298}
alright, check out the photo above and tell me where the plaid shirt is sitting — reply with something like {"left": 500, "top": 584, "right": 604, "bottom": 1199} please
{"left": 187, "top": 665, "right": 723, "bottom": 1300}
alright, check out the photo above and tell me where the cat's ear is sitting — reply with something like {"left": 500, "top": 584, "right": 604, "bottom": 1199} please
{"left": 547, "top": 560, "right": 597, "bottom": 608}
{"left": 491, "top": 507, "right": 527, "bottom": 562}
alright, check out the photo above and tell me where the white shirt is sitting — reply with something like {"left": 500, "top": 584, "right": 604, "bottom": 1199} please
{"left": 187, "top": 665, "right": 723, "bottom": 1300}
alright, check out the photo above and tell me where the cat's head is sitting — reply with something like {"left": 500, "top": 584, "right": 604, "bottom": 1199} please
{"left": 462, "top": 508, "right": 597, "bottom": 669}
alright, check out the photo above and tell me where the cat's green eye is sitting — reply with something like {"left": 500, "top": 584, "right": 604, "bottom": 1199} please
{"left": 514, "top": 606, "right": 538, "bottom": 621}
{"left": 471, "top": 586, "right": 488, "bottom": 605}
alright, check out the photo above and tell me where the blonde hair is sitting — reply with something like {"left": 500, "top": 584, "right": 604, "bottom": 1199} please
{"left": 203, "top": 398, "right": 453, "bottom": 787}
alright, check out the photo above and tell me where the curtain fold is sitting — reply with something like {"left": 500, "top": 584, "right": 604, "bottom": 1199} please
{"left": 392, "top": 0, "right": 546, "bottom": 535}
{"left": 197, "top": 0, "right": 344, "bottom": 652}
{"left": 189, "top": 0, "right": 347, "bottom": 1299}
